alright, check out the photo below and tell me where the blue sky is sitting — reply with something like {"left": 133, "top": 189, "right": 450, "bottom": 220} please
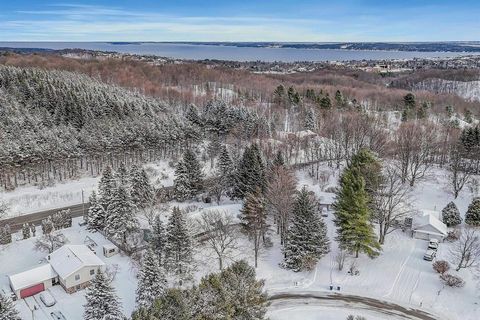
{"left": 0, "top": 0, "right": 479, "bottom": 41}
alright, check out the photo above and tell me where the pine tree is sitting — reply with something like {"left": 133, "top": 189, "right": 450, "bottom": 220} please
{"left": 441, "top": 202, "right": 462, "bottom": 227}
{"left": 105, "top": 186, "right": 139, "bottom": 245}
{"left": 283, "top": 188, "right": 329, "bottom": 271}
{"left": 22, "top": 223, "right": 31, "bottom": 239}
{"left": 217, "top": 145, "right": 235, "bottom": 196}
{"left": 240, "top": 189, "right": 267, "bottom": 268}
{"left": 164, "top": 207, "right": 193, "bottom": 278}
{"left": 465, "top": 197, "right": 480, "bottom": 226}
{"left": 174, "top": 160, "right": 190, "bottom": 201}
{"left": 196, "top": 260, "right": 268, "bottom": 319}
{"left": 116, "top": 162, "right": 129, "bottom": 187}
{"left": 83, "top": 270, "right": 123, "bottom": 320}
{"left": 87, "top": 191, "right": 107, "bottom": 232}
{"left": 304, "top": 108, "right": 316, "bottom": 131}
{"left": 151, "top": 215, "right": 166, "bottom": 263}
{"left": 130, "top": 165, "right": 154, "bottom": 209}
{"left": 136, "top": 248, "right": 167, "bottom": 309}
{"left": 233, "top": 144, "right": 266, "bottom": 199}
{"left": 132, "top": 288, "right": 194, "bottom": 320}
{"left": 0, "top": 294, "right": 20, "bottom": 320}
{"left": 334, "top": 167, "right": 381, "bottom": 258}
{"left": 99, "top": 166, "right": 117, "bottom": 209}
{"left": 183, "top": 149, "right": 204, "bottom": 195}
{"left": 173, "top": 150, "right": 204, "bottom": 201}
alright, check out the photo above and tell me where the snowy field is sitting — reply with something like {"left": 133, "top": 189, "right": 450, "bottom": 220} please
{"left": 1, "top": 162, "right": 480, "bottom": 320}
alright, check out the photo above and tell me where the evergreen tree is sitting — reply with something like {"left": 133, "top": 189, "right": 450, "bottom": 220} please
{"left": 174, "top": 150, "right": 204, "bottom": 201}
{"left": 349, "top": 149, "right": 382, "bottom": 206}
{"left": 174, "top": 160, "right": 190, "bottom": 201}
{"left": 233, "top": 144, "right": 266, "bottom": 199}
{"left": 116, "top": 162, "right": 129, "bottom": 187}
{"left": 240, "top": 189, "right": 267, "bottom": 268}
{"left": 218, "top": 145, "right": 235, "bottom": 195}
{"left": 22, "top": 223, "right": 31, "bottom": 239}
{"left": 105, "top": 185, "right": 139, "bottom": 245}
{"left": 304, "top": 108, "right": 316, "bottom": 131}
{"left": 319, "top": 94, "right": 332, "bottom": 110}
{"left": 334, "top": 167, "right": 380, "bottom": 258}
{"left": 0, "top": 294, "right": 20, "bottom": 320}
{"left": 165, "top": 207, "right": 193, "bottom": 278}
{"left": 130, "top": 165, "right": 154, "bottom": 209}
{"left": 441, "top": 201, "right": 462, "bottom": 227}
{"left": 196, "top": 260, "right": 268, "bottom": 319}
{"left": 283, "top": 188, "right": 329, "bottom": 271}
{"left": 136, "top": 248, "right": 167, "bottom": 309}
{"left": 99, "top": 166, "right": 117, "bottom": 209}
{"left": 132, "top": 288, "right": 195, "bottom": 320}
{"left": 272, "top": 150, "right": 285, "bottom": 167}
{"left": 86, "top": 191, "right": 107, "bottom": 232}
{"left": 151, "top": 215, "right": 166, "bottom": 263}
{"left": 335, "top": 90, "right": 343, "bottom": 107}
{"left": 465, "top": 197, "right": 480, "bottom": 226}
{"left": 83, "top": 270, "right": 123, "bottom": 320}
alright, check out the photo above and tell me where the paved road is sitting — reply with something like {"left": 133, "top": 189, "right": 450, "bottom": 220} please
{"left": 268, "top": 291, "right": 444, "bottom": 320}
{"left": 0, "top": 203, "right": 89, "bottom": 232}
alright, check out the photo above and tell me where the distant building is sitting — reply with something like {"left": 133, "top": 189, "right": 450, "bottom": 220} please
{"left": 8, "top": 245, "right": 105, "bottom": 299}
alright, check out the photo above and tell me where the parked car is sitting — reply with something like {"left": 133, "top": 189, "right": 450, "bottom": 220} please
{"left": 428, "top": 239, "right": 439, "bottom": 251}
{"left": 423, "top": 249, "right": 437, "bottom": 261}
{"left": 50, "top": 311, "right": 67, "bottom": 320}
{"left": 40, "top": 291, "right": 56, "bottom": 307}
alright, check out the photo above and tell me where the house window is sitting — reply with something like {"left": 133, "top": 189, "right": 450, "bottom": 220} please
{"left": 75, "top": 274, "right": 80, "bottom": 281}
{"left": 90, "top": 269, "right": 95, "bottom": 276}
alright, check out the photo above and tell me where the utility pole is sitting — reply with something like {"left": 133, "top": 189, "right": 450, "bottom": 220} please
{"left": 82, "top": 189, "right": 86, "bottom": 220}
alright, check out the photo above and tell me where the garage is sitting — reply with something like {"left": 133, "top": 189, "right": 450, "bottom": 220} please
{"left": 20, "top": 283, "right": 45, "bottom": 298}
{"left": 9, "top": 264, "right": 58, "bottom": 299}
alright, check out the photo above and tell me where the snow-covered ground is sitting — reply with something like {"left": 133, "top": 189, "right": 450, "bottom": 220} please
{"left": 0, "top": 160, "right": 176, "bottom": 218}
{"left": 1, "top": 161, "right": 479, "bottom": 320}
{"left": 0, "top": 218, "right": 138, "bottom": 319}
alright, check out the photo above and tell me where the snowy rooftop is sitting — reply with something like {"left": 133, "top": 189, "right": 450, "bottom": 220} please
{"left": 9, "top": 264, "right": 57, "bottom": 291}
{"left": 47, "top": 245, "right": 105, "bottom": 279}
{"left": 414, "top": 212, "right": 448, "bottom": 236}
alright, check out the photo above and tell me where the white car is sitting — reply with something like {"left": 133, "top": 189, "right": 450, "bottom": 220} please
{"left": 40, "top": 291, "right": 56, "bottom": 307}
{"left": 423, "top": 249, "right": 437, "bottom": 261}
{"left": 428, "top": 239, "right": 439, "bottom": 251}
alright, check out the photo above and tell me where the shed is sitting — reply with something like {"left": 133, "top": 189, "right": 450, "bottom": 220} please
{"left": 103, "top": 244, "right": 119, "bottom": 258}
{"left": 9, "top": 264, "right": 58, "bottom": 299}
{"left": 413, "top": 212, "right": 448, "bottom": 241}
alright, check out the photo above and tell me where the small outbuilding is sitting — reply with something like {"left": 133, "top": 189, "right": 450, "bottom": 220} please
{"left": 102, "top": 244, "right": 119, "bottom": 258}
{"left": 413, "top": 212, "right": 448, "bottom": 241}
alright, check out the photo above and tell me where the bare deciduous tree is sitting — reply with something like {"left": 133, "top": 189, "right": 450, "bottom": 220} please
{"left": 449, "top": 228, "right": 480, "bottom": 271}
{"left": 373, "top": 166, "right": 412, "bottom": 244}
{"left": 394, "top": 121, "right": 438, "bottom": 186}
{"left": 449, "top": 143, "right": 473, "bottom": 199}
{"left": 266, "top": 165, "right": 297, "bottom": 245}
{"left": 35, "top": 232, "right": 68, "bottom": 253}
{"left": 335, "top": 249, "right": 348, "bottom": 271}
{"left": 196, "top": 210, "right": 239, "bottom": 270}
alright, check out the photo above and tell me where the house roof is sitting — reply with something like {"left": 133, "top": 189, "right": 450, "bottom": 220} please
{"left": 414, "top": 212, "right": 448, "bottom": 236}
{"left": 47, "top": 245, "right": 105, "bottom": 279}
{"left": 9, "top": 264, "right": 57, "bottom": 291}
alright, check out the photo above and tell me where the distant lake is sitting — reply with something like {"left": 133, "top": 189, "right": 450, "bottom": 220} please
{"left": 0, "top": 42, "right": 477, "bottom": 62}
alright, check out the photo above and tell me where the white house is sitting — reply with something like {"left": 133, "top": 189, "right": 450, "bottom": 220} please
{"left": 413, "top": 212, "right": 448, "bottom": 241}
{"left": 47, "top": 245, "right": 105, "bottom": 294}
{"left": 9, "top": 244, "right": 105, "bottom": 299}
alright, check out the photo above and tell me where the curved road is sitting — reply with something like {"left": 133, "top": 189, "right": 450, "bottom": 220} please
{"left": 268, "top": 291, "right": 444, "bottom": 320}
